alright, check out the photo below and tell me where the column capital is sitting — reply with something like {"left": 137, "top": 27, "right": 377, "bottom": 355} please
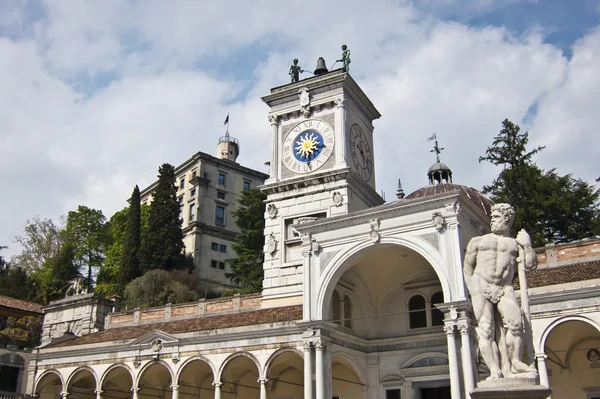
{"left": 170, "top": 385, "right": 180, "bottom": 390}
{"left": 268, "top": 114, "right": 279, "bottom": 125}
{"left": 131, "top": 388, "right": 141, "bottom": 393}
{"left": 314, "top": 340, "right": 326, "bottom": 350}
{"left": 94, "top": 390, "right": 104, "bottom": 395}
{"left": 213, "top": 381, "right": 223, "bottom": 388}
{"left": 302, "top": 341, "right": 313, "bottom": 351}
{"left": 334, "top": 97, "right": 346, "bottom": 108}
{"left": 535, "top": 353, "right": 548, "bottom": 360}
{"left": 60, "top": 392, "right": 69, "bottom": 398}
{"left": 443, "top": 324, "right": 456, "bottom": 335}
{"left": 258, "top": 378, "right": 269, "bottom": 384}
{"left": 458, "top": 323, "right": 471, "bottom": 335}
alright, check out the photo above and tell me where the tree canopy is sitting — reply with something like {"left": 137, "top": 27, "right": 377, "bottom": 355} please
{"left": 11, "top": 216, "right": 63, "bottom": 272}
{"left": 226, "top": 188, "right": 266, "bottom": 291}
{"left": 139, "top": 164, "right": 186, "bottom": 271}
{"left": 123, "top": 269, "right": 198, "bottom": 308}
{"left": 480, "top": 119, "right": 600, "bottom": 246}
{"left": 120, "top": 185, "right": 142, "bottom": 289}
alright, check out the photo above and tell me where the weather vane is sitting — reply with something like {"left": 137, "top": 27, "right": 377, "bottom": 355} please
{"left": 426, "top": 133, "right": 444, "bottom": 162}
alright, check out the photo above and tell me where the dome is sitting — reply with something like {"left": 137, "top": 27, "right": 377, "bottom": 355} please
{"left": 427, "top": 162, "right": 451, "bottom": 174}
{"left": 405, "top": 183, "right": 493, "bottom": 216}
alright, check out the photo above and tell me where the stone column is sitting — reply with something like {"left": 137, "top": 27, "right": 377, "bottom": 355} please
{"left": 131, "top": 387, "right": 140, "bottom": 399}
{"left": 171, "top": 385, "right": 180, "bottom": 399}
{"left": 95, "top": 390, "right": 103, "bottom": 399}
{"left": 444, "top": 325, "right": 462, "bottom": 399}
{"left": 213, "top": 382, "right": 222, "bottom": 399}
{"left": 459, "top": 323, "right": 476, "bottom": 398}
{"left": 302, "top": 241, "right": 313, "bottom": 321}
{"left": 536, "top": 353, "right": 550, "bottom": 388}
{"left": 268, "top": 115, "right": 279, "bottom": 182}
{"left": 303, "top": 342, "right": 313, "bottom": 399}
{"left": 315, "top": 341, "right": 326, "bottom": 399}
{"left": 401, "top": 381, "right": 414, "bottom": 399}
{"left": 259, "top": 379, "right": 268, "bottom": 399}
{"left": 334, "top": 98, "right": 347, "bottom": 168}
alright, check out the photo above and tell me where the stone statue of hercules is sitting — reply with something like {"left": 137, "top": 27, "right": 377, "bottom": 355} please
{"left": 463, "top": 203, "right": 537, "bottom": 379}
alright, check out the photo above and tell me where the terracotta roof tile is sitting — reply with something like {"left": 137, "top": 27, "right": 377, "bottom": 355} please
{"left": 0, "top": 295, "right": 43, "bottom": 314}
{"left": 48, "top": 305, "right": 303, "bottom": 348}
{"left": 513, "top": 261, "right": 600, "bottom": 290}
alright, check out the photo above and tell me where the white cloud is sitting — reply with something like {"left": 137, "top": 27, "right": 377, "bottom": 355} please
{"left": 0, "top": 0, "right": 598, "bottom": 257}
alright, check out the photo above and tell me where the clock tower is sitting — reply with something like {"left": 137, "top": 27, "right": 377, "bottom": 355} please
{"left": 260, "top": 68, "right": 383, "bottom": 307}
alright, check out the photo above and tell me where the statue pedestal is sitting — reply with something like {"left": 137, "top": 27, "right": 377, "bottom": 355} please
{"left": 470, "top": 376, "right": 551, "bottom": 399}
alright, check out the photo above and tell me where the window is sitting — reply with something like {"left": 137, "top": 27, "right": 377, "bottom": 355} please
{"left": 218, "top": 173, "right": 225, "bottom": 185}
{"left": 190, "top": 188, "right": 196, "bottom": 197}
{"left": 189, "top": 202, "right": 195, "bottom": 220}
{"left": 343, "top": 295, "right": 353, "bottom": 329}
{"left": 211, "top": 242, "right": 218, "bottom": 251}
{"left": 178, "top": 197, "right": 184, "bottom": 220}
{"left": 243, "top": 181, "right": 250, "bottom": 192}
{"left": 431, "top": 292, "right": 445, "bottom": 326}
{"left": 211, "top": 260, "right": 218, "bottom": 268}
{"left": 217, "top": 191, "right": 226, "bottom": 200}
{"left": 332, "top": 291, "right": 341, "bottom": 324}
{"left": 219, "top": 261, "right": 225, "bottom": 270}
{"left": 386, "top": 389, "right": 401, "bottom": 399}
{"left": 409, "top": 295, "right": 427, "bottom": 329}
{"left": 179, "top": 178, "right": 185, "bottom": 189}
{"left": 219, "top": 244, "right": 227, "bottom": 253}
{"left": 215, "top": 206, "right": 225, "bottom": 226}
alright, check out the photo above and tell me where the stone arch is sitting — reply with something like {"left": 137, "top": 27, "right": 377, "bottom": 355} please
{"left": 331, "top": 352, "right": 366, "bottom": 399}
{"left": 217, "top": 351, "right": 261, "bottom": 381}
{"left": 134, "top": 360, "right": 175, "bottom": 388}
{"left": 538, "top": 315, "right": 600, "bottom": 353}
{"left": 35, "top": 369, "right": 65, "bottom": 394}
{"left": 401, "top": 352, "right": 449, "bottom": 369}
{"left": 65, "top": 366, "right": 99, "bottom": 392}
{"left": 316, "top": 236, "right": 451, "bottom": 321}
{"left": 175, "top": 355, "right": 217, "bottom": 384}
{"left": 263, "top": 347, "right": 304, "bottom": 378}
{"left": 99, "top": 364, "right": 134, "bottom": 389}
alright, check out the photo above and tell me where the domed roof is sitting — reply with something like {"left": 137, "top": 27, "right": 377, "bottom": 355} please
{"left": 405, "top": 183, "right": 493, "bottom": 216}
{"left": 428, "top": 162, "right": 451, "bottom": 174}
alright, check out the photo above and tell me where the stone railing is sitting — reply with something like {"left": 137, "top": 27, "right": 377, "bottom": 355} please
{"left": 106, "top": 294, "right": 262, "bottom": 329}
{"left": 536, "top": 238, "right": 600, "bottom": 268}
{"left": 0, "top": 392, "right": 31, "bottom": 399}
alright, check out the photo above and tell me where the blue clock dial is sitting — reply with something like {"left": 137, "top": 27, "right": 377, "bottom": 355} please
{"left": 293, "top": 130, "right": 324, "bottom": 162}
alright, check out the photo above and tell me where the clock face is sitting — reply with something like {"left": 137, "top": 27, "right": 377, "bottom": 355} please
{"left": 282, "top": 120, "right": 334, "bottom": 173}
{"left": 349, "top": 124, "right": 373, "bottom": 181}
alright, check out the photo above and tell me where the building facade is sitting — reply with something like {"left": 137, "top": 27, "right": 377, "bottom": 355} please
{"left": 24, "top": 69, "right": 600, "bottom": 399}
{"left": 139, "top": 135, "right": 268, "bottom": 290}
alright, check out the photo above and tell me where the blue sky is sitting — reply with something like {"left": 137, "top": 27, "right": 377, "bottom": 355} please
{"left": 1, "top": 0, "right": 599, "bottom": 256}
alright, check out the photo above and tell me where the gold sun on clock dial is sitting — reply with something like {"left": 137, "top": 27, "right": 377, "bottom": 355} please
{"left": 349, "top": 124, "right": 373, "bottom": 181}
{"left": 282, "top": 119, "right": 334, "bottom": 174}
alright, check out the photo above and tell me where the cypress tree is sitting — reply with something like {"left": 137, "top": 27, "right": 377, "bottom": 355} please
{"left": 139, "top": 164, "right": 185, "bottom": 271}
{"left": 119, "top": 185, "right": 142, "bottom": 290}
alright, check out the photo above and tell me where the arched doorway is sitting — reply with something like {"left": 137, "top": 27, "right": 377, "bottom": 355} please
{"left": 178, "top": 359, "right": 215, "bottom": 399}
{"left": 101, "top": 365, "right": 134, "bottom": 399}
{"left": 542, "top": 319, "right": 600, "bottom": 398}
{"left": 219, "top": 354, "right": 260, "bottom": 398}
{"left": 137, "top": 363, "right": 173, "bottom": 399}
{"left": 67, "top": 368, "right": 97, "bottom": 399}
{"left": 266, "top": 350, "right": 304, "bottom": 398}
{"left": 36, "top": 371, "right": 63, "bottom": 399}
{"left": 331, "top": 356, "right": 364, "bottom": 398}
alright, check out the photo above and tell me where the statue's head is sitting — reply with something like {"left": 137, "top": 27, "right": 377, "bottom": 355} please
{"left": 490, "top": 203, "right": 515, "bottom": 235}
{"left": 342, "top": 44, "right": 347, "bottom": 50}
{"left": 293, "top": 58, "right": 299, "bottom": 65}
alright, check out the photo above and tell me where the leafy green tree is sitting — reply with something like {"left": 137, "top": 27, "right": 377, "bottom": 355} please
{"left": 30, "top": 242, "right": 79, "bottom": 304}
{"left": 123, "top": 269, "right": 198, "bottom": 308}
{"left": 63, "top": 206, "right": 109, "bottom": 290}
{"left": 226, "top": 188, "right": 266, "bottom": 291}
{"left": 0, "top": 256, "right": 33, "bottom": 301}
{"left": 480, "top": 119, "right": 600, "bottom": 246}
{"left": 120, "top": 185, "right": 142, "bottom": 289}
{"left": 139, "top": 164, "right": 186, "bottom": 271}
{"left": 12, "top": 217, "right": 64, "bottom": 272}
{"left": 0, "top": 316, "right": 42, "bottom": 348}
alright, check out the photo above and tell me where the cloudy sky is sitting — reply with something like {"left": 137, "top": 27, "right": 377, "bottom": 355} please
{"left": 1, "top": 0, "right": 599, "bottom": 257}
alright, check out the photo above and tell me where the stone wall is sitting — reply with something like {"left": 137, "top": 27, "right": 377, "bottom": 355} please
{"left": 106, "top": 294, "right": 262, "bottom": 328}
